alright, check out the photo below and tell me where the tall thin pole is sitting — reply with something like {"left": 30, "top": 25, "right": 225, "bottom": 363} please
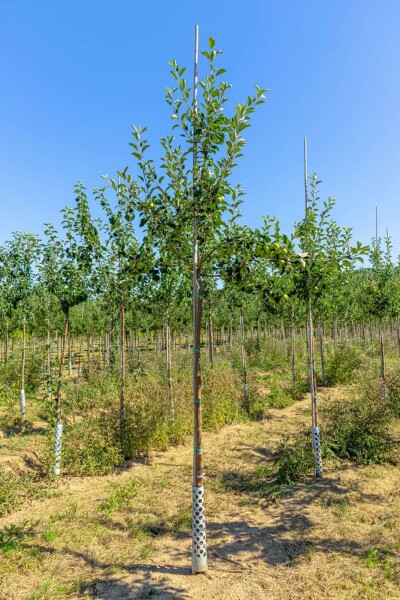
{"left": 304, "top": 137, "right": 308, "bottom": 215}
{"left": 191, "top": 24, "right": 207, "bottom": 574}
{"left": 304, "top": 139, "right": 322, "bottom": 477}
{"left": 375, "top": 206, "right": 378, "bottom": 249}
{"left": 193, "top": 22, "right": 199, "bottom": 488}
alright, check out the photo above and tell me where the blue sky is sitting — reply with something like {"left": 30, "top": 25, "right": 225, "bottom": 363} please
{"left": 1, "top": 1, "right": 399, "bottom": 253}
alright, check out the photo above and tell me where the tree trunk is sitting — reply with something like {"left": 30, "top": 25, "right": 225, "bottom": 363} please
{"left": 47, "top": 320, "right": 52, "bottom": 396}
{"left": 53, "top": 310, "right": 69, "bottom": 476}
{"left": 319, "top": 321, "right": 327, "bottom": 386}
{"left": 166, "top": 311, "right": 173, "bottom": 419}
{"left": 291, "top": 310, "right": 296, "bottom": 389}
{"left": 77, "top": 337, "right": 83, "bottom": 379}
{"left": 333, "top": 314, "right": 337, "bottom": 349}
{"left": 192, "top": 270, "right": 207, "bottom": 573}
{"left": 20, "top": 318, "right": 26, "bottom": 415}
{"left": 119, "top": 294, "right": 127, "bottom": 457}
{"left": 4, "top": 321, "right": 8, "bottom": 364}
{"left": 308, "top": 298, "right": 322, "bottom": 478}
{"left": 239, "top": 312, "right": 249, "bottom": 412}
{"left": 207, "top": 305, "right": 214, "bottom": 369}
{"left": 379, "top": 319, "right": 385, "bottom": 381}
{"left": 68, "top": 333, "right": 72, "bottom": 376}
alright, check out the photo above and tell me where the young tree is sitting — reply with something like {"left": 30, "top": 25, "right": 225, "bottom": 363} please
{"left": 362, "top": 231, "right": 397, "bottom": 380}
{"left": 293, "top": 174, "right": 367, "bottom": 477}
{"left": 0, "top": 232, "right": 39, "bottom": 415}
{"left": 94, "top": 174, "right": 155, "bottom": 457}
{"left": 39, "top": 184, "right": 98, "bottom": 476}
{"left": 124, "top": 32, "right": 267, "bottom": 573}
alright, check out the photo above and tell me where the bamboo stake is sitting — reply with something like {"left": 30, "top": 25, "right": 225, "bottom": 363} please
{"left": 304, "top": 138, "right": 322, "bottom": 477}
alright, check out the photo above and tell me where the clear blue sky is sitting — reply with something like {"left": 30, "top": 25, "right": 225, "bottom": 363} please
{"left": 1, "top": 1, "right": 399, "bottom": 252}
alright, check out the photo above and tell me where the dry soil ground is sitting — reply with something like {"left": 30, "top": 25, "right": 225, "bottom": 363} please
{"left": 1, "top": 386, "right": 400, "bottom": 599}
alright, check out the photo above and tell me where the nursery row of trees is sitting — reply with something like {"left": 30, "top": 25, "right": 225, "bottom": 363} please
{"left": 1, "top": 33, "right": 398, "bottom": 572}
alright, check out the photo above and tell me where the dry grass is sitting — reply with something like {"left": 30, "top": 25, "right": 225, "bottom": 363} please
{"left": 1, "top": 380, "right": 400, "bottom": 599}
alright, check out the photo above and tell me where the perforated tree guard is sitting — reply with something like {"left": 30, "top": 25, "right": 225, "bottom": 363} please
{"left": 312, "top": 426, "right": 323, "bottom": 477}
{"left": 19, "top": 389, "right": 26, "bottom": 415}
{"left": 192, "top": 485, "right": 207, "bottom": 573}
{"left": 53, "top": 423, "right": 63, "bottom": 476}
{"left": 244, "top": 383, "right": 249, "bottom": 404}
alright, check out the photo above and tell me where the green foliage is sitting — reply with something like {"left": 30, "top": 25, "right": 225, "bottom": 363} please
{"left": 293, "top": 175, "right": 367, "bottom": 303}
{"left": 260, "top": 345, "right": 288, "bottom": 371}
{"left": 59, "top": 417, "right": 123, "bottom": 476}
{"left": 273, "top": 374, "right": 399, "bottom": 484}
{"left": 290, "top": 377, "right": 309, "bottom": 401}
{"left": 363, "top": 233, "right": 399, "bottom": 319}
{"left": 273, "top": 429, "right": 315, "bottom": 485}
{"left": 202, "top": 363, "right": 247, "bottom": 429}
{"left": 40, "top": 357, "right": 248, "bottom": 474}
{"left": 0, "top": 414, "right": 33, "bottom": 435}
{"left": 127, "top": 38, "right": 267, "bottom": 280}
{"left": 40, "top": 184, "right": 99, "bottom": 314}
{"left": 98, "top": 480, "right": 140, "bottom": 515}
{"left": 322, "top": 386, "right": 396, "bottom": 464}
{"left": 322, "top": 344, "right": 364, "bottom": 386}
{"left": 0, "top": 232, "right": 39, "bottom": 321}
{"left": 383, "top": 370, "right": 400, "bottom": 418}
{"left": 0, "top": 352, "right": 44, "bottom": 399}
{"left": 0, "top": 470, "right": 53, "bottom": 517}
{"left": 0, "top": 521, "right": 35, "bottom": 554}
{"left": 266, "top": 384, "right": 294, "bottom": 409}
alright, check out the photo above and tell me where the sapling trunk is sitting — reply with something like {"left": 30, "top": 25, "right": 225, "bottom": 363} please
{"left": 78, "top": 337, "right": 83, "bottom": 379}
{"left": 207, "top": 304, "right": 214, "bottom": 369}
{"left": 333, "top": 314, "right": 337, "bottom": 349}
{"left": 53, "top": 309, "right": 69, "bottom": 476}
{"left": 166, "top": 311, "right": 174, "bottom": 419}
{"left": 20, "top": 318, "right": 26, "bottom": 416}
{"left": 119, "top": 293, "right": 127, "bottom": 457}
{"left": 379, "top": 319, "right": 385, "bottom": 381}
{"left": 56, "top": 331, "right": 60, "bottom": 362}
{"left": 305, "top": 323, "right": 311, "bottom": 393}
{"left": 68, "top": 333, "right": 72, "bottom": 376}
{"left": 191, "top": 24, "right": 207, "bottom": 574}
{"left": 192, "top": 272, "right": 207, "bottom": 573}
{"left": 239, "top": 312, "right": 249, "bottom": 412}
{"left": 109, "top": 314, "right": 115, "bottom": 368}
{"left": 308, "top": 298, "right": 322, "bottom": 478}
{"left": 47, "top": 319, "right": 52, "bottom": 397}
{"left": 280, "top": 320, "right": 285, "bottom": 343}
{"left": 319, "top": 321, "right": 327, "bottom": 386}
{"left": 291, "top": 310, "right": 296, "bottom": 389}
{"left": 4, "top": 321, "right": 8, "bottom": 364}
{"left": 397, "top": 319, "right": 400, "bottom": 356}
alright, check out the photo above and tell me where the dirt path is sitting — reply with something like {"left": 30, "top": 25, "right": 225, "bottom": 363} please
{"left": 1, "top": 391, "right": 400, "bottom": 599}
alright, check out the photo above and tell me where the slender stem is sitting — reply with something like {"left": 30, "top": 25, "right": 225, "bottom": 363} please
{"left": 56, "top": 311, "right": 69, "bottom": 424}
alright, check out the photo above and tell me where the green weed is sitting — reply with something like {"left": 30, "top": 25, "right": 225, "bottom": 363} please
{"left": 98, "top": 480, "right": 140, "bottom": 515}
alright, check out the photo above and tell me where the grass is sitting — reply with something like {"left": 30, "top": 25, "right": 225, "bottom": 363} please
{"left": 0, "top": 470, "right": 56, "bottom": 517}
{"left": 98, "top": 480, "right": 141, "bottom": 515}
{"left": 1, "top": 343, "right": 400, "bottom": 598}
